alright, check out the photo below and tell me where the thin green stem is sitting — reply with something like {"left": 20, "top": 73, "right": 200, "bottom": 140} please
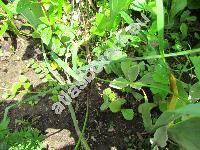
{"left": 42, "top": 43, "right": 90, "bottom": 149}
{"left": 74, "top": 97, "right": 89, "bottom": 149}
{"left": 131, "top": 48, "right": 200, "bottom": 61}
{"left": 69, "top": 104, "right": 90, "bottom": 150}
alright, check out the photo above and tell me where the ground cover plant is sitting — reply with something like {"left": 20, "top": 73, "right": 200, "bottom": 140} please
{"left": 0, "top": 0, "right": 200, "bottom": 149}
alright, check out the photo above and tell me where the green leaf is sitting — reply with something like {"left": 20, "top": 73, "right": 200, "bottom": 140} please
{"left": 127, "top": 65, "right": 140, "bottom": 82}
{"left": 180, "top": 10, "right": 190, "bottom": 22}
{"left": 0, "top": 22, "right": 8, "bottom": 37}
{"left": 100, "top": 101, "right": 110, "bottom": 111}
{"left": 120, "top": 11, "right": 134, "bottom": 24}
{"left": 16, "top": 0, "right": 44, "bottom": 28}
{"left": 110, "top": 0, "right": 132, "bottom": 17}
{"left": 121, "top": 60, "right": 139, "bottom": 81}
{"left": 190, "top": 56, "right": 200, "bottom": 81}
{"left": 16, "top": 0, "right": 30, "bottom": 13}
{"left": 189, "top": 82, "right": 200, "bottom": 102}
{"left": 103, "top": 88, "right": 117, "bottom": 102}
{"left": 41, "top": 27, "right": 52, "bottom": 45}
{"left": 130, "top": 0, "right": 147, "bottom": 11}
{"left": 90, "top": 13, "right": 107, "bottom": 36}
{"left": 180, "top": 23, "right": 188, "bottom": 39}
{"left": 110, "top": 77, "right": 129, "bottom": 89}
{"left": 152, "top": 62, "right": 169, "bottom": 84}
{"left": 138, "top": 102, "right": 156, "bottom": 131}
{"left": 156, "top": 0, "right": 165, "bottom": 59}
{"left": 180, "top": 10, "right": 197, "bottom": 22}
{"left": 35, "top": 68, "right": 42, "bottom": 74}
{"left": 11, "top": 82, "right": 22, "bottom": 96}
{"left": 154, "top": 103, "right": 200, "bottom": 129}
{"left": 121, "top": 109, "right": 134, "bottom": 120}
{"left": 109, "top": 98, "right": 126, "bottom": 113}
{"left": 170, "top": 0, "right": 187, "bottom": 18}
{"left": 23, "top": 82, "right": 31, "bottom": 90}
{"left": 168, "top": 117, "right": 200, "bottom": 150}
{"left": 107, "top": 0, "right": 132, "bottom": 30}
{"left": 121, "top": 60, "right": 133, "bottom": 78}
{"left": 151, "top": 126, "right": 168, "bottom": 148}
{"left": 51, "top": 52, "right": 83, "bottom": 81}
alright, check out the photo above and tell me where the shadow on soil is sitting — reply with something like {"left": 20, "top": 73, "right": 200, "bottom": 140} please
{"left": 0, "top": 80, "right": 151, "bottom": 150}
{"left": 0, "top": 31, "right": 150, "bottom": 149}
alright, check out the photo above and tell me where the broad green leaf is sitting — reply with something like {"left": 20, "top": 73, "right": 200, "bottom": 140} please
{"left": 190, "top": 56, "right": 200, "bottom": 81}
{"left": 130, "top": 0, "right": 146, "bottom": 11}
{"left": 110, "top": 77, "right": 129, "bottom": 89}
{"left": 168, "top": 117, "right": 200, "bottom": 150}
{"left": 177, "top": 81, "right": 189, "bottom": 104}
{"left": 121, "top": 60, "right": 134, "bottom": 79}
{"left": 180, "top": 23, "right": 188, "bottom": 39}
{"left": 0, "top": 117, "right": 10, "bottom": 131}
{"left": 138, "top": 102, "right": 156, "bottom": 131}
{"left": 189, "top": 82, "right": 200, "bottom": 102}
{"left": 152, "top": 63, "right": 169, "bottom": 84}
{"left": 11, "top": 82, "right": 22, "bottom": 96}
{"left": 180, "top": 10, "right": 190, "bottom": 22}
{"left": 57, "top": 0, "right": 63, "bottom": 21}
{"left": 121, "top": 109, "right": 134, "bottom": 120}
{"left": 23, "top": 82, "right": 31, "bottom": 90}
{"left": 51, "top": 52, "right": 83, "bottom": 81}
{"left": 100, "top": 101, "right": 110, "bottom": 111}
{"left": 41, "top": 27, "right": 52, "bottom": 45}
{"left": 154, "top": 103, "right": 200, "bottom": 129}
{"left": 156, "top": 0, "right": 165, "bottom": 58}
{"left": 16, "top": 0, "right": 31, "bottom": 12}
{"left": 151, "top": 126, "right": 168, "bottom": 148}
{"left": 103, "top": 88, "right": 117, "bottom": 102}
{"left": 109, "top": 62, "right": 124, "bottom": 76}
{"left": 108, "top": 0, "right": 132, "bottom": 30}
{"left": 120, "top": 11, "right": 134, "bottom": 24}
{"left": 170, "top": 0, "right": 187, "bottom": 18}
{"left": 109, "top": 98, "right": 126, "bottom": 113}
{"left": 105, "top": 50, "right": 127, "bottom": 61}
{"left": 16, "top": 0, "right": 44, "bottom": 28}
{"left": 0, "top": 22, "right": 8, "bottom": 37}
{"left": 90, "top": 13, "right": 107, "bottom": 36}
{"left": 128, "top": 65, "right": 140, "bottom": 82}
{"left": 121, "top": 59, "right": 140, "bottom": 82}
{"left": 110, "top": 0, "right": 132, "bottom": 17}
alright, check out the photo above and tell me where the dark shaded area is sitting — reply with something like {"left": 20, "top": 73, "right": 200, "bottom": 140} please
{"left": 21, "top": 38, "right": 43, "bottom": 61}
{"left": 0, "top": 80, "right": 151, "bottom": 150}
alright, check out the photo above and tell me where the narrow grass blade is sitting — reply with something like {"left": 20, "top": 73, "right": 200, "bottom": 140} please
{"left": 120, "top": 11, "right": 134, "bottom": 25}
{"left": 51, "top": 52, "right": 83, "bottom": 81}
{"left": 156, "top": 0, "right": 165, "bottom": 63}
{"left": 42, "top": 43, "right": 65, "bottom": 84}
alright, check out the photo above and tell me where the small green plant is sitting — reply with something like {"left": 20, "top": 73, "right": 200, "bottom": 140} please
{"left": 28, "top": 59, "right": 52, "bottom": 83}
{"left": 0, "top": 0, "right": 21, "bottom": 36}
{"left": 101, "top": 88, "right": 134, "bottom": 120}
{"left": 2, "top": 75, "right": 31, "bottom": 100}
{"left": 0, "top": 118, "right": 43, "bottom": 150}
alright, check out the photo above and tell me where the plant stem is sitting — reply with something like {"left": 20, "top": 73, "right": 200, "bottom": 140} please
{"left": 68, "top": 104, "right": 90, "bottom": 150}
{"left": 42, "top": 43, "right": 90, "bottom": 149}
{"left": 131, "top": 48, "right": 200, "bottom": 61}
